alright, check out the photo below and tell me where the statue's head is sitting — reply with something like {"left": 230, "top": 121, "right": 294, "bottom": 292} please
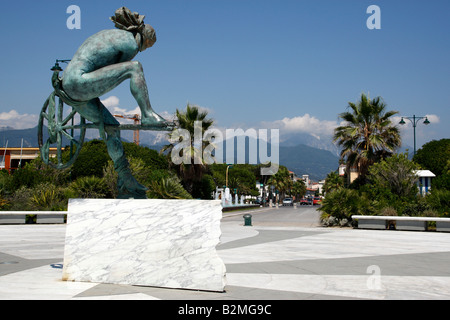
{"left": 140, "top": 24, "right": 157, "bottom": 51}
{"left": 110, "top": 7, "right": 157, "bottom": 52}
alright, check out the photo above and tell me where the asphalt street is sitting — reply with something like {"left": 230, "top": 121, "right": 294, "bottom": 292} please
{"left": 223, "top": 204, "right": 322, "bottom": 228}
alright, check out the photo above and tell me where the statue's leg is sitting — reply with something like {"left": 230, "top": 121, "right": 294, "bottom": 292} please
{"left": 104, "top": 126, "right": 148, "bottom": 199}
{"left": 79, "top": 98, "right": 148, "bottom": 199}
{"left": 64, "top": 61, "right": 166, "bottom": 126}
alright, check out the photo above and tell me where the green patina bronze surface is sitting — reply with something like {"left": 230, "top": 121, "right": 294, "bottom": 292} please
{"left": 39, "top": 7, "right": 173, "bottom": 199}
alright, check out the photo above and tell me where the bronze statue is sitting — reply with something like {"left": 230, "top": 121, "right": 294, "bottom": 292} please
{"left": 39, "top": 7, "right": 173, "bottom": 199}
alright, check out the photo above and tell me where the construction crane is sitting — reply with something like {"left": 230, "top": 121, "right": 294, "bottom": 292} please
{"left": 113, "top": 114, "right": 141, "bottom": 145}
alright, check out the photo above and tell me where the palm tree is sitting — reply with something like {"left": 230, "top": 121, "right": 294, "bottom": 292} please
{"left": 267, "top": 166, "right": 292, "bottom": 203}
{"left": 333, "top": 93, "right": 401, "bottom": 181}
{"left": 160, "top": 104, "right": 214, "bottom": 194}
{"left": 323, "top": 171, "right": 344, "bottom": 195}
{"left": 291, "top": 180, "right": 306, "bottom": 201}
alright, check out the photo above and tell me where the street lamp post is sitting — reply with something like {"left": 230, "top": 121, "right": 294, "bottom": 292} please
{"left": 399, "top": 115, "right": 430, "bottom": 156}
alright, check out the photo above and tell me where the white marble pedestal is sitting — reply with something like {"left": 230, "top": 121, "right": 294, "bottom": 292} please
{"left": 62, "top": 199, "right": 226, "bottom": 292}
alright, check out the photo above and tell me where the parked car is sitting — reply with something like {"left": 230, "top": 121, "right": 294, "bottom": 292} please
{"left": 313, "top": 197, "right": 322, "bottom": 206}
{"left": 299, "top": 198, "right": 312, "bottom": 205}
{"left": 282, "top": 197, "right": 293, "bottom": 206}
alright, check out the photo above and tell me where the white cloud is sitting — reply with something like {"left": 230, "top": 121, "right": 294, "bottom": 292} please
{"left": 101, "top": 95, "right": 175, "bottom": 123}
{"left": 261, "top": 114, "right": 338, "bottom": 139}
{"left": 101, "top": 96, "right": 120, "bottom": 109}
{"left": 425, "top": 114, "right": 440, "bottom": 124}
{"left": 101, "top": 96, "right": 141, "bottom": 121}
{"left": 0, "top": 95, "right": 175, "bottom": 130}
{"left": 0, "top": 110, "right": 39, "bottom": 129}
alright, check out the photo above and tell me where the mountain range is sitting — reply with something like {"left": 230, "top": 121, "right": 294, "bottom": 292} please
{"left": 0, "top": 126, "right": 340, "bottom": 181}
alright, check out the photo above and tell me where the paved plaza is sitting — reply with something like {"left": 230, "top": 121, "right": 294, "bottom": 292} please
{"left": 1, "top": 206, "right": 450, "bottom": 300}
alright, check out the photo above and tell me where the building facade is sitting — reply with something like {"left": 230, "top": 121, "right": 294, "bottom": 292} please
{"left": 0, "top": 148, "right": 59, "bottom": 172}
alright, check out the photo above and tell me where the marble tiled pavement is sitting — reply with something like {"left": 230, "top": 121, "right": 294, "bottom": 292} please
{"left": 1, "top": 207, "right": 450, "bottom": 300}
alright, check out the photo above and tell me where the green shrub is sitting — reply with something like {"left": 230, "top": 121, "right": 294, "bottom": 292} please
{"left": 69, "top": 176, "right": 108, "bottom": 199}
{"left": 191, "top": 174, "right": 216, "bottom": 199}
{"left": 319, "top": 188, "right": 373, "bottom": 222}
{"left": 0, "top": 170, "right": 13, "bottom": 196}
{"left": 31, "top": 183, "right": 67, "bottom": 211}
{"left": 426, "top": 189, "right": 450, "bottom": 217}
{"left": 402, "top": 198, "right": 431, "bottom": 216}
{"left": 7, "top": 186, "right": 35, "bottom": 211}
{"left": 70, "top": 140, "right": 109, "bottom": 179}
{"left": 147, "top": 177, "right": 192, "bottom": 199}
{"left": 10, "top": 164, "right": 42, "bottom": 191}
{"left": 380, "top": 206, "right": 398, "bottom": 216}
{"left": 122, "top": 142, "right": 169, "bottom": 170}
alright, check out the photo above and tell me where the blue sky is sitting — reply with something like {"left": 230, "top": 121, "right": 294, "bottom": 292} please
{"left": 0, "top": 0, "right": 448, "bottom": 149}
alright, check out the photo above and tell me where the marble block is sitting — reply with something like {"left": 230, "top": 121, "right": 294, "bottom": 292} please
{"left": 62, "top": 199, "right": 226, "bottom": 292}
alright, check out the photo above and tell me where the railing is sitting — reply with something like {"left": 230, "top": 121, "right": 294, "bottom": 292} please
{"left": 352, "top": 215, "right": 450, "bottom": 232}
{"left": 0, "top": 211, "right": 67, "bottom": 224}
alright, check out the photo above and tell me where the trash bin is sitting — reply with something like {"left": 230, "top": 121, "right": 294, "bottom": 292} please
{"left": 243, "top": 214, "right": 252, "bottom": 226}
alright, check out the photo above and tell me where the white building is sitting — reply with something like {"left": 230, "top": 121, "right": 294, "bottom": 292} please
{"left": 415, "top": 170, "right": 436, "bottom": 196}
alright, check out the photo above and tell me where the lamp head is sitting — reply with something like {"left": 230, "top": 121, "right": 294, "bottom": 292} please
{"left": 399, "top": 118, "right": 406, "bottom": 125}
{"left": 51, "top": 62, "right": 63, "bottom": 72}
{"left": 423, "top": 117, "right": 430, "bottom": 125}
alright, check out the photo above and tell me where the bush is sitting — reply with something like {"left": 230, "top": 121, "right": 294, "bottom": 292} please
{"left": 380, "top": 206, "right": 398, "bottom": 216}
{"left": 426, "top": 189, "right": 450, "bottom": 217}
{"left": 319, "top": 188, "right": 373, "bottom": 222}
{"left": 147, "top": 177, "right": 192, "bottom": 199}
{"left": 191, "top": 174, "right": 216, "bottom": 199}
{"left": 29, "top": 157, "right": 71, "bottom": 186}
{"left": 367, "top": 153, "right": 419, "bottom": 200}
{"left": 10, "top": 164, "right": 42, "bottom": 191}
{"left": 69, "top": 176, "right": 108, "bottom": 199}
{"left": 122, "top": 142, "right": 169, "bottom": 171}
{"left": 413, "top": 139, "right": 450, "bottom": 177}
{"left": 434, "top": 173, "right": 450, "bottom": 191}
{"left": 70, "top": 140, "right": 109, "bottom": 179}
{"left": 102, "top": 157, "right": 172, "bottom": 198}
{"left": 31, "top": 182, "right": 67, "bottom": 211}
{"left": 0, "top": 170, "right": 13, "bottom": 196}
{"left": 7, "top": 186, "right": 35, "bottom": 211}
{"left": 402, "top": 198, "right": 431, "bottom": 216}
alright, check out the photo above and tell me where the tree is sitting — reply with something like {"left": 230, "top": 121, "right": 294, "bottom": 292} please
{"left": 414, "top": 139, "right": 450, "bottom": 190}
{"left": 267, "top": 166, "right": 292, "bottom": 202}
{"left": 291, "top": 180, "right": 306, "bottom": 200}
{"left": 69, "top": 140, "right": 110, "bottom": 179}
{"left": 208, "top": 164, "right": 258, "bottom": 197}
{"left": 160, "top": 104, "right": 214, "bottom": 194}
{"left": 367, "top": 153, "right": 420, "bottom": 199}
{"left": 334, "top": 93, "right": 401, "bottom": 181}
{"left": 122, "top": 142, "right": 169, "bottom": 171}
{"left": 229, "top": 166, "right": 258, "bottom": 196}
{"left": 323, "top": 171, "right": 344, "bottom": 194}
{"left": 413, "top": 139, "right": 450, "bottom": 176}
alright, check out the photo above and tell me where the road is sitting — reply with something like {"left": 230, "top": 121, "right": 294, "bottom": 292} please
{"left": 222, "top": 205, "right": 322, "bottom": 228}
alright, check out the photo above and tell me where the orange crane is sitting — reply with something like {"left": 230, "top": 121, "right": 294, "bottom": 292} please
{"left": 113, "top": 114, "right": 141, "bottom": 145}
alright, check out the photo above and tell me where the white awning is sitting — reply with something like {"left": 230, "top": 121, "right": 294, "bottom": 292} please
{"left": 414, "top": 170, "right": 436, "bottom": 178}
